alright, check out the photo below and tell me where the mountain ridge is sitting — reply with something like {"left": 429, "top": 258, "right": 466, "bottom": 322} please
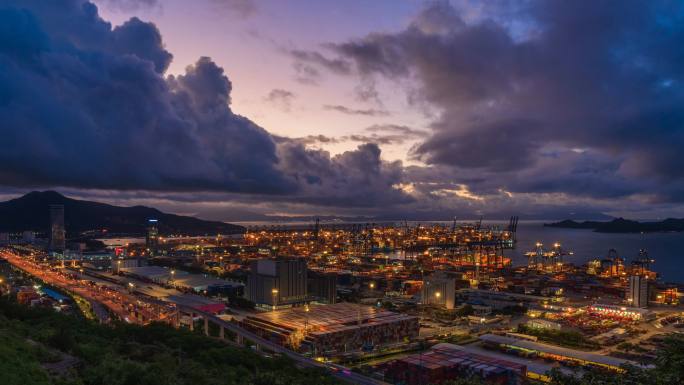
{"left": 0, "top": 191, "right": 244, "bottom": 236}
{"left": 544, "top": 217, "right": 684, "bottom": 233}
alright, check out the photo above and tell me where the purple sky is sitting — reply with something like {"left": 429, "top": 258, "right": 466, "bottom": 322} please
{"left": 2, "top": 0, "right": 684, "bottom": 221}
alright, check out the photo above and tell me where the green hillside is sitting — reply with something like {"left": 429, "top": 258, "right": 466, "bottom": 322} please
{"left": 0, "top": 298, "right": 338, "bottom": 385}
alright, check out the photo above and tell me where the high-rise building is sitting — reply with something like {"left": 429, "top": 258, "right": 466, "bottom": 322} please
{"left": 628, "top": 275, "right": 649, "bottom": 308}
{"left": 308, "top": 270, "right": 337, "bottom": 304}
{"left": 421, "top": 272, "right": 456, "bottom": 309}
{"left": 49, "top": 204, "right": 65, "bottom": 251}
{"left": 246, "top": 258, "right": 308, "bottom": 309}
{"left": 146, "top": 219, "right": 159, "bottom": 254}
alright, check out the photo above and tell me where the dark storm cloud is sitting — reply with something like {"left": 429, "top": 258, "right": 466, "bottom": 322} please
{"left": 0, "top": 0, "right": 411, "bottom": 209}
{"left": 276, "top": 142, "right": 412, "bottom": 207}
{"left": 308, "top": 0, "right": 684, "bottom": 204}
{"left": 0, "top": 0, "right": 288, "bottom": 193}
{"left": 323, "top": 104, "right": 389, "bottom": 117}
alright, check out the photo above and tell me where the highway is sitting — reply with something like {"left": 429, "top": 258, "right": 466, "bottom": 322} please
{"left": 0, "top": 250, "right": 174, "bottom": 324}
{"left": 1, "top": 249, "right": 386, "bottom": 385}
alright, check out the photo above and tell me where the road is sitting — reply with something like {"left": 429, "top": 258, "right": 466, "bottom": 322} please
{"left": 1, "top": 250, "right": 173, "bottom": 324}
{"left": 184, "top": 305, "right": 387, "bottom": 385}
{"left": 2, "top": 250, "right": 386, "bottom": 385}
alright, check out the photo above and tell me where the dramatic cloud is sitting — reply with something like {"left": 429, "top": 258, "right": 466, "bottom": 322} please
{"left": 275, "top": 142, "right": 411, "bottom": 207}
{"left": 304, "top": 0, "right": 684, "bottom": 205}
{"left": 5, "top": 0, "right": 684, "bottom": 220}
{"left": 323, "top": 104, "right": 389, "bottom": 117}
{"left": 0, "top": 0, "right": 410, "bottom": 210}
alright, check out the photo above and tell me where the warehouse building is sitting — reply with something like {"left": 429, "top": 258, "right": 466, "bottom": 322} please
{"left": 421, "top": 272, "right": 456, "bottom": 309}
{"left": 119, "top": 266, "right": 242, "bottom": 296}
{"left": 479, "top": 334, "right": 644, "bottom": 372}
{"left": 240, "top": 302, "right": 418, "bottom": 355}
{"left": 245, "top": 258, "right": 308, "bottom": 309}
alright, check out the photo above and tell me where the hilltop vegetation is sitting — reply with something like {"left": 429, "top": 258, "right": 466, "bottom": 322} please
{"left": 0, "top": 191, "right": 244, "bottom": 236}
{"left": 0, "top": 298, "right": 338, "bottom": 385}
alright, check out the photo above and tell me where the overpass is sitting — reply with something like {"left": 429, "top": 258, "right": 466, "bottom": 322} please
{"left": 171, "top": 303, "right": 387, "bottom": 385}
{"left": 2, "top": 248, "right": 386, "bottom": 385}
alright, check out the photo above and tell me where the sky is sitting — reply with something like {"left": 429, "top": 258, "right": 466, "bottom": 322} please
{"left": 1, "top": 0, "right": 684, "bottom": 222}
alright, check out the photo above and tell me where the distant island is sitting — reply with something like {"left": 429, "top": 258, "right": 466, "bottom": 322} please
{"left": 0, "top": 191, "right": 244, "bottom": 236}
{"left": 544, "top": 217, "right": 684, "bottom": 233}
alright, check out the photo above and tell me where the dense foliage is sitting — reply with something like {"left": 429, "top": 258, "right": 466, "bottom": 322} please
{"left": 0, "top": 298, "right": 339, "bottom": 385}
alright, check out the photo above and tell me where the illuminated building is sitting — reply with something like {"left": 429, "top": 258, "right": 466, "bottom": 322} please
{"left": 586, "top": 258, "right": 602, "bottom": 275}
{"left": 146, "top": 219, "right": 159, "bottom": 254}
{"left": 587, "top": 303, "right": 653, "bottom": 320}
{"left": 480, "top": 334, "right": 645, "bottom": 372}
{"left": 421, "top": 272, "right": 456, "bottom": 309}
{"left": 652, "top": 285, "right": 678, "bottom": 305}
{"left": 48, "top": 204, "right": 65, "bottom": 251}
{"left": 240, "top": 303, "right": 418, "bottom": 354}
{"left": 526, "top": 319, "right": 562, "bottom": 330}
{"left": 628, "top": 275, "right": 649, "bottom": 308}
{"left": 246, "top": 258, "right": 308, "bottom": 309}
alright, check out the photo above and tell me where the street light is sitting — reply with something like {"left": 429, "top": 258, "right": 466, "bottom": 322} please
{"left": 304, "top": 304, "right": 310, "bottom": 334}
{"left": 369, "top": 282, "right": 375, "bottom": 290}
{"left": 271, "top": 288, "right": 279, "bottom": 311}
